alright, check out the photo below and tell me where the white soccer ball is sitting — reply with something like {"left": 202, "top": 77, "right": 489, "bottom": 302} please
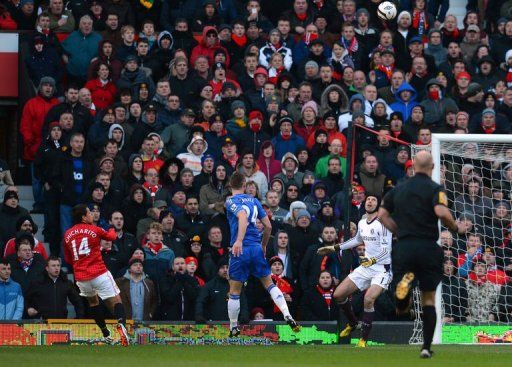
{"left": 377, "top": 1, "right": 397, "bottom": 21}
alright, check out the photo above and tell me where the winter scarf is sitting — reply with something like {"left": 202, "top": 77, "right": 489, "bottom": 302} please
{"left": 341, "top": 36, "right": 358, "bottom": 54}
{"left": 316, "top": 285, "right": 334, "bottom": 307}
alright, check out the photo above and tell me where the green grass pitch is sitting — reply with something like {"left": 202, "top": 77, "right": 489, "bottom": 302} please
{"left": 3, "top": 345, "right": 512, "bottom": 367}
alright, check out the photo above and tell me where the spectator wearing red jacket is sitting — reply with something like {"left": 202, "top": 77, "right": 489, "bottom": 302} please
{"left": 19, "top": 76, "right": 59, "bottom": 212}
{"left": 85, "top": 62, "right": 118, "bottom": 111}
{"left": 0, "top": 3, "right": 17, "bottom": 30}
{"left": 256, "top": 141, "right": 281, "bottom": 182}
{"left": 190, "top": 26, "right": 230, "bottom": 67}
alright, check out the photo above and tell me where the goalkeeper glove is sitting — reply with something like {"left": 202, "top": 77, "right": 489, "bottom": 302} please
{"left": 317, "top": 243, "right": 341, "bottom": 256}
{"left": 359, "top": 257, "right": 377, "bottom": 267}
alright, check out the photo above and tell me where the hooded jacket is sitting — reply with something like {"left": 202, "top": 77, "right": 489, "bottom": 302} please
{"left": 26, "top": 43, "right": 63, "bottom": 88}
{"left": 420, "top": 79, "right": 458, "bottom": 125}
{"left": 337, "top": 94, "right": 375, "bottom": 132}
{"left": 256, "top": 142, "right": 281, "bottom": 182}
{"left": 108, "top": 123, "right": 125, "bottom": 150}
{"left": 238, "top": 162, "right": 268, "bottom": 200}
{"left": 87, "top": 40, "right": 123, "bottom": 82}
{"left": 304, "top": 181, "right": 327, "bottom": 216}
{"left": 274, "top": 153, "right": 305, "bottom": 189}
{"left": 116, "top": 66, "right": 155, "bottom": 101}
{"left": 390, "top": 83, "right": 419, "bottom": 122}
{"left": 190, "top": 27, "right": 230, "bottom": 67}
{"left": 177, "top": 136, "right": 209, "bottom": 176}
{"left": 199, "top": 163, "right": 229, "bottom": 216}
{"left": 319, "top": 84, "right": 349, "bottom": 118}
{"left": 150, "top": 31, "right": 174, "bottom": 80}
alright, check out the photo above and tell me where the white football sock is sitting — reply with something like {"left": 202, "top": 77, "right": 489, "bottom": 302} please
{"left": 268, "top": 285, "right": 291, "bottom": 319}
{"left": 227, "top": 295, "right": 240, "bottom": 329}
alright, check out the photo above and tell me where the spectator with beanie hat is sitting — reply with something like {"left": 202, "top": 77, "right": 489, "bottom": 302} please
{"left": 0, "top": 190, "right": 30, "bottom": 246}
{"left": 226, "top": 100, "right": 248, "bottom": 139}
{"left": 237, "top": 110, "right": 271, "bottom": 158}
{"left": 20, "top": 76, "right": 59, "bottom": 214}
{"left": 295, "top": 100, "right": 320, "bottom": 141}
{"left": 185, "top": 256, "right": 206, "bottom": 287}
{"left": 271, "top": 116, "right": 306, "bottom": 160}
{"left": 2, "top": 215, "right": 47, "bottom": 260}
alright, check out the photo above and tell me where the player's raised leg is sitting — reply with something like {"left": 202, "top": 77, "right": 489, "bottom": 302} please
{"left": 259, "top": 275, "right": 300, "bottom": 332}
{"left": 333, "top": 276, "right": 360, "bottom": 338}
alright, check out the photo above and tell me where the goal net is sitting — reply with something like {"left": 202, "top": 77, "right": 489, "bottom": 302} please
{"left": 411, "top": 134, "right": 512, "bottom": 344}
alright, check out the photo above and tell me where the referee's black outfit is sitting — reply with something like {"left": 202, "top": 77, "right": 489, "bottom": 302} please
{"left": 381, "top": 172, "right": 446, "bottom": 292}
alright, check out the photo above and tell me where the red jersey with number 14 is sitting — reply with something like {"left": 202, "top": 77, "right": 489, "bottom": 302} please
{"left": 63, "top": 224, "right": 117, "bottom": 281}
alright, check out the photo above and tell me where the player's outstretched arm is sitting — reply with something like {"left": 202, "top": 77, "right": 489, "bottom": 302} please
{"left": 317, "top": 234, "right": 362, "bottom": 256}
{"left": 378, "top": 207, "right": 398, "bottom": 233}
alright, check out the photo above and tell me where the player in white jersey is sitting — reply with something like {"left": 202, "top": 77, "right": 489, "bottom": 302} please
{"left": 317, "top": 195, "right": 392, "bottom": 347}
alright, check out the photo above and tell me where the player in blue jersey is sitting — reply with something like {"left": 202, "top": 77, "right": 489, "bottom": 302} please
{"left": 226, "top": 172, "right": 300, "bottom": 337}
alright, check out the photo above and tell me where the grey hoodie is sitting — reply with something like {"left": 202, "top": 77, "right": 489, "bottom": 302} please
{"left": 108, "top": 123, "right": 125, "bottom": 149}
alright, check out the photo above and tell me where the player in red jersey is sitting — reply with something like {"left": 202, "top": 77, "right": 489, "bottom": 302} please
{"left": 63, "top": 204, "right": 129, "bottom": 346}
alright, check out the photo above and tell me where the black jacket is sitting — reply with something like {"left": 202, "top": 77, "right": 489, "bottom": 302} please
{"left": 158, "top": 271, "right": 200, "bottom": 321}
{"left": 7, "top": 253, "right": 47, "bottom": 295}
{"left": 321, "top": 172, "right": 345, "bottom": 198}
{"left": 195, "top": 275, "right": 249, "bottom": 322}
{"left": 26, "top": 273, "right": 84, "bottom": 319}
{"left": 174, "top": 212, "right": 207, "bottom": 237}
{"left": 286, "top": 225, "right": 320, "bottom": 271}
{"left": 43, "top": 102, "right": 92, "bottom": 137}
{"left": 51, "top": 153, "right": 94, "bottom": 206}
{"left": 300, "top": 285, "right": 339, "bottom": 321}
{"left": 33, "top": 138, "right": 66, "bottom": 186}
{"left": 162, "top": 229, "right": 188, "bottom": 258}
{"left": 0, "top": 204, "right": 30, "bottom": 245}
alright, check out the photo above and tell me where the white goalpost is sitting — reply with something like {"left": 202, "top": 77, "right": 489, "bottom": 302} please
{"left": 411, "top": 134, "right": 512, "bottom": 345}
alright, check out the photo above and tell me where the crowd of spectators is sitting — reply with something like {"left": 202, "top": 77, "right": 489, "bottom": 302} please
{"left": 1, "top": 0, "right": 512, "bottom": 324}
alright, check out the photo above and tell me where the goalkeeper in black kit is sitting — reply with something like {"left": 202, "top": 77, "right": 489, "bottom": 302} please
{"left": 378, "top": 151, "right": 465, "bottom": 359}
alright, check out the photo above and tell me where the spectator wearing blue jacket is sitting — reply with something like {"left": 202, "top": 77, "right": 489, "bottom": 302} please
{"left": 271, "top": 116, "right": 305, "bottom": 160}
{"left": 62, "top": 15, "right": 102, "bottom": 86}
{"left": 0, "top": 259, "right": 24, "bottom": 321}
{"left": 390, "top": 83, "right": 419, "bottom": 122}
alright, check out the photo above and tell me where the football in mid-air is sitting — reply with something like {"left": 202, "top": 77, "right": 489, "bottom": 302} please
{"left": 377, "top": 1, "right": 397, "bottom": 20}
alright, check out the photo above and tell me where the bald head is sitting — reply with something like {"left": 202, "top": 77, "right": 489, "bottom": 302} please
{"left": 413, "top": 150, "right": 434, "bottom": 176}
